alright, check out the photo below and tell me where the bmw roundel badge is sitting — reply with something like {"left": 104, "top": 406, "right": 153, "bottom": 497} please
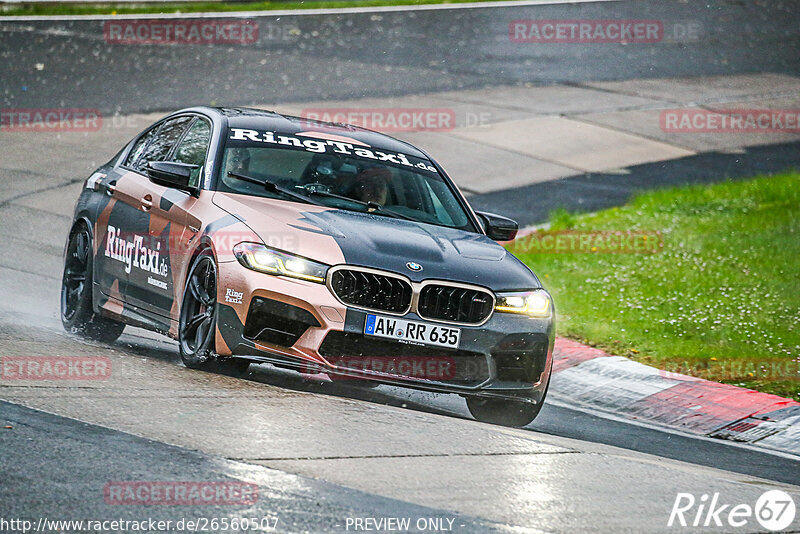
{"left": 406, "top": 262, "right": 423, "bottom": 272}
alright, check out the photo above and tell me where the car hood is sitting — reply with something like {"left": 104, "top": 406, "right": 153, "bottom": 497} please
{"left": 212, "top": 192, "right": 540, "bottom": 290}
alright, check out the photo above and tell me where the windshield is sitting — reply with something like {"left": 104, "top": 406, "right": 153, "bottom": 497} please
{"left": 217, "top": 128, "right": 474, "bottom": 230}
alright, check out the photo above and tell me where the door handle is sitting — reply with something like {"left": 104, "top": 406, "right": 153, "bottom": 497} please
{"left": 105, "top": 180, "right": 117, "bottom": 196}
{"left": 141, "top": 194, "right": 153, "bottom": 211}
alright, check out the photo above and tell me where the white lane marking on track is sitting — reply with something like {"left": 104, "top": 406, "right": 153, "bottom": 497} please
{"left": 0, "top": 24, "right": 104, "bottom": 40}
{"left": 0, "top": 0, "right": 620, "bottom": 22}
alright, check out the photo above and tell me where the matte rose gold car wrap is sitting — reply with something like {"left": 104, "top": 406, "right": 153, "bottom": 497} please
{"left": 89, "top": 169, "right": 263, "bottom": 337}
{"left": 211, "top": 192, "right": 348, "bottom": 267}
{"left": 101, "top": 280, "right": 125, "bottom": 317}
{"left": 214, "top": 263, "right": 346, "bottom": 360}
{"left": 93, "top": 180, "right": 124, "bottom": 319}
{"left": 211, "top": 191, "right": 347, "bottom": 359}
{"left": 169, "top": 191, "right": 262, "bottom": 338}
{"left": 90, "top": 170, "right": 348, "bottom": 356}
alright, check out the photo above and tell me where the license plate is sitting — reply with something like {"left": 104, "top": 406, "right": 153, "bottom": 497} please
{"left": 364, "top": 314, "right": 461, "bottom": 349}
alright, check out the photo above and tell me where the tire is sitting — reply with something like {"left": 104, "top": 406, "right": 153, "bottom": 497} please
{"left": 178, "top": 250, "right": 250, "bottom": 376}
{"left": 466, "top": 395, "right": 545, "bottom": 427}
{"left": 346, "top": 377, "right": 381, "bottom": 388}
{"left": 216, "top": 358, "right": 252, "bottom": 377}
{"left": 60, "top": 224, "right": 126, "bottom": 343}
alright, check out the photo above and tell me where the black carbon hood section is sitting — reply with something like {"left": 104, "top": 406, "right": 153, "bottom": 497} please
{"left": 309, "top": 210, "right": 540, "bottom": 290}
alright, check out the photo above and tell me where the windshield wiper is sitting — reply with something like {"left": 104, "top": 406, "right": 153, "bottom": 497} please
{"left": 305, "top": 190, "right": 417, "bottom": 222}
{"left": 228, "top": 173, "right": 418, "bottom": 221}
{"left": 227, "top": 172, "right": 324, "bottom": 206}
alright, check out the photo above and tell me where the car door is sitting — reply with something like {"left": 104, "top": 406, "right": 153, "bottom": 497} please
{"left": 125, "top": 116, "right": 213, "bottom": 320}
{"left": 94, "top": 122, "right": 162, "bottom": 302}
{"left": 106, "top": 115, "right": 195, "bottom": 318}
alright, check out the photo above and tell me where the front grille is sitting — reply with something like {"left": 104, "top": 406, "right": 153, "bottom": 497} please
{"left": 243, "top": 297, "right": 320, "bottom": 348}
{"left": 329, "top": 268, "right": 412, "bottom": 314}
{"left": 319, "top": 331, "right": 489, "bottom": 385}
{"left": 417, "top": 284, "right": 494, "bottom": 324}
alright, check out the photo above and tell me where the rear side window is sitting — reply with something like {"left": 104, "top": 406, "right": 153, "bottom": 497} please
{"left": 131, "top": 116, "right": 194, "bottom": 172}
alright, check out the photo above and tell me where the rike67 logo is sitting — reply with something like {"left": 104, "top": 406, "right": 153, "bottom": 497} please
{"left": 669, "top": 490, "right": 796, "bottom": 531}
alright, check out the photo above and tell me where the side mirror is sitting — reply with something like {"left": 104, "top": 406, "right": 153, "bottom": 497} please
{"left": 146, "top": 161, "right": 198, "bottom": 193}
{"left": 476, "top": 211, "right": 519, "bottom": 241}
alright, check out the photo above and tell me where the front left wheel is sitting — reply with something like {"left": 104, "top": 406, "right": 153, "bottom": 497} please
{"left": 61, "top": 224, "right": 126, "bottom": 343}
{"left": 179, "top": 251, "right": 250, "bottom": 375}
{"left": 466, "top": 397, "right": 544, "bottom": 427}
{"left": 467, "top": 379, "right": 550, "bottom": 428}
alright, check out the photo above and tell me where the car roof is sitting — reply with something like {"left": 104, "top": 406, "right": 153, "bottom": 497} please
{"left": 175, "top": 106, "right": 431, "bottom": 160}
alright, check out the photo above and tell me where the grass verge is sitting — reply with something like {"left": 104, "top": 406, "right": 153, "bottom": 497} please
{"left": 511, "top": 172, "right": 800, "bottom": 400}
{"left": 1, "top": 0, "right": 519, "bottom": 17}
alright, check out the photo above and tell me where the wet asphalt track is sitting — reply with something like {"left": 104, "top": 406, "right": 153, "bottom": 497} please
{"left": 1, "top": 0, "right": 799, "bottom": 115}
{"left": 1, "top": 0, "right": 800, "bottom": 531}
{"left": 2, "top": 322, "right": 799, "bottom": 532}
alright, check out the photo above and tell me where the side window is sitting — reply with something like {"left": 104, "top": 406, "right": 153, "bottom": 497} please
{"left": 132, "top": 116, "right": 193, "bottom": 172}
{"left": 124, "top": 126, "right": 158, "bottom": 168}
{"left": 173, "top": 119, "right": 211, "bottom": 187}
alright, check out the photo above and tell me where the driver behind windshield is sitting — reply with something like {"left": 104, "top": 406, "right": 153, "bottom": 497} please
{"left": 227, "top": 147, "right": 251, "bottom": 174}
{"left": 350, "top": 167, "right": 390, "bottom": 205}
{"left": 218, "top": 140, "right": 472, "bottom": 230}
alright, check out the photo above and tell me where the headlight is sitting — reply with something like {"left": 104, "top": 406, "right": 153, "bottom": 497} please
{"left": 495, "top": 290, "right": 552, "bottom": 317}
{"left": 233, "top": 242, "right": 328, "bottom": 283}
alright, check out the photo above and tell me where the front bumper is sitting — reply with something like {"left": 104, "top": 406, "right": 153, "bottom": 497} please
{"left": 214, "top": 262, "right": 555, "bottom": 403}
